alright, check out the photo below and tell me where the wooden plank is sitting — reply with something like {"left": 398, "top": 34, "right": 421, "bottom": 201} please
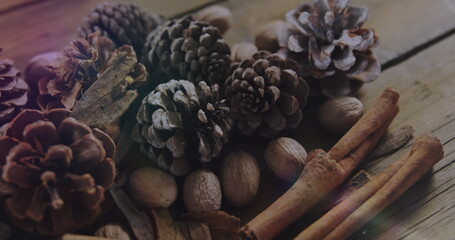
{"left": 220, "top": 0, "right": 455, "bottom": 65}
{"left": 0, "top": 0, "right": 217, "bottom": 71}
{"left": 348, "top": 33, "right": 455, "bottom": 240}
{"left": 0, "top": 0, "right": 40, "bottom": 13}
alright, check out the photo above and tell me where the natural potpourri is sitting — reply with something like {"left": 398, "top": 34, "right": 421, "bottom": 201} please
{"left": 0, "top": 1, "right": 444, "bottom": 239}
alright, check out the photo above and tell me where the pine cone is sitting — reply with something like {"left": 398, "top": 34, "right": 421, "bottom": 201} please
{"left": 0, "top": 49, "right": 28, "bottom": 128}
{"left": 37, "top": 32, "right": 146, "bottom": 111}
{"left": 278, "top": 0, "right": 380, "bottom": 97}
{"left": 225, "top": 51, "right": 309, "bottom": 138}
{"left": 142, "top": 16, "right": 231, "bottom": 87}
{"left": 78, "top": 1, "right": 163, "bottom": 59}
{"left": 134, "top": 80, "right": 233, "bottom": 176}
{"left": 0, "top": 109, "right": 116, "bottom": 235}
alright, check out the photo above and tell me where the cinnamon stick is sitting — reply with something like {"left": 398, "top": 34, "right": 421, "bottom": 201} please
{"left": 241, "top": 88, "right": 399, "bottom": 240}
{"left": 296, "top": 151, "right": 411, "bottom": 240}
{"left": 323, "top": 133, "right": 443, "bottom": 240}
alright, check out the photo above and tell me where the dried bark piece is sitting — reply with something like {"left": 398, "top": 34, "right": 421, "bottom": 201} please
{"left": 151, "top": 209, "right": 212, "bottom": 240}
{"left": 369, "top": 124, "right": 414, "bottom": 159}
{"left": 110, "top": 187, "right": 156, "bottom": 240}
{"left": 318, "top": 170, "right": 371, "bottom": 213}
{"left": 181, "top": 211, "right": 240, "bottom": 240}
{"left": 60, "top": 234, "right": 114, "bottom": 240}
{"left": 71, "top": 45, "right": 147, "bottom": 139}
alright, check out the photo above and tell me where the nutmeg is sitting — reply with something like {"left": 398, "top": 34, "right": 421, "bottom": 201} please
{"left": 220, "top": 151, "right": 260, "bottom": 207}
{"left": 318, "top": 96, "right": 364, "bottom": 134}
{"left": 255, "top": 20, "right": 287, "bottom": 52}
{"left": 193, "top": 5, "right": 233, "bottom": 35}
{"left": 128, "top": 167, "right": 178, "bottom": 209}
{"left": 231, "top": 42, "right": 258, "bottom": 62}
{"left": 264, "top": 137, "right": 307, "bottom": 182}
{"left": 183, "top": 169, "right": 222, "bottom": 213}
{"left": 95, "top": 222, "right": 132, "bottom": 240}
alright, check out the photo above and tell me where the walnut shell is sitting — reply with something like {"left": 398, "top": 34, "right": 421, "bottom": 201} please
{"left": 264, "top": 137, "right": 307, "bottom": 182}
{"left": 220, "top": 151, "right": 260, "bottom": 207}
{"left": 183, "top": 169, "right": 222, "bottom": 213}
{"left": 318, "top": 96, "right": 364, "bottom": 134}
{"left": 128, "top": 167, "right": 178, "bottom": 208}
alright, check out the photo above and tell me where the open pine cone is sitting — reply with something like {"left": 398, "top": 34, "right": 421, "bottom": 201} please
{"left": 142, "top": 16, "right": 231, "bottom": 87}
{"left": 37, "top": 32, "right": 146, "bottom": 111}
{"left": 278, "top": 0, "right": 380, "bottom": 97}
{"left": 0, "top": 109, "right": 116, "bottom": 235}
{"left": 0, "top": 48, "right": 28, "bottom": 128}
{"left": 225, "top": 51, "right": 309, "bottom": 138}
{"left": 134, "top": 80, "right": 233, "bottom": 176}
{"left": 78, "top": 1, "right": 164, "bottom": 59}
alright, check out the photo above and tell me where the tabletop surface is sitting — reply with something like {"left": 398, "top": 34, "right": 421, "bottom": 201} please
{"left": 1, "top": 0, "right": 454, "bottom": 239}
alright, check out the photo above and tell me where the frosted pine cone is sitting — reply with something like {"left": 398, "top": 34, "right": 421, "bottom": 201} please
{"left": 78, "top": 1, "right": 163, "bottom": 59}
{"left": 225, "top": 51, "right": 309, "bottom": 138}
{"left": 0, "top": 109, "right": 116, "bottom": 235}
{"left": 142, "top": 16, "right": 231, "bottom": 87}
{"left": 278, "top": 0, "right": 380, "bottom": 97}
{"left": 0, "top": 49, "right": 28, "bottom": 128}
{"left": 134, "top": 80, "right": 233, "bottom": 176}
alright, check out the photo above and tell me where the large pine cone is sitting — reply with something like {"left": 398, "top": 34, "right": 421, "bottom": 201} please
{"left": 78, "top": 2, "right": 163, "bottom": 59}
{"left": 134, "top": 80, "right": 233, "bottom": 176}
{"left": 278, "top": 0, "right": 380, "bottom": 97}
{"left": 225, "top": 51, "right": 309, "bottom": 138}
{"left": 142, "top": 16, "right": 231, "bottom": 87}
{"left": 0, "top": 49, "right": 28, "bottom": 128}
{"left": 0, "top": 109, "right": 116, "bottom": 235}
{"left": 37, "top": 32, "right": 146, "bottom": 111}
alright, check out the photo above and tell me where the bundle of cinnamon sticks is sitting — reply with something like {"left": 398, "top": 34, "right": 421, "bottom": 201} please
{"left": 241, "top": 88, "right": 444, "bottom": 240}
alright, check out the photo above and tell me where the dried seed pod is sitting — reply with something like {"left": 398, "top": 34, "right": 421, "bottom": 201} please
{"left": 318, "top": 96, "right": 364, "bottom": 134}
{"left": 220, "top": 151, "right": 260, "bottom": 207}
{"left": 264, "top": 137, "right": 307, "bottom": 182}
{"left": 183, "top": 169, "right": 222, "bottom": 213}
{"left": 128, "top": 167, "right": 178, "bottom": 209}
{"left": 194, "top": 5, "right": 233, "bottom": 35}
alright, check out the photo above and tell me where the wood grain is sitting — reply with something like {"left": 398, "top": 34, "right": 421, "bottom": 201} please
{"left": 220, "top": 0, "right": 455, "bottom": 65}
{"left": 349, "top": 33, "right": 455, "bottom": 240}
{"left": 0, "top": 0, "right": 217, "bottom": 71}
{"left": 0, "top": 0, "right": 41, "bottom": 13}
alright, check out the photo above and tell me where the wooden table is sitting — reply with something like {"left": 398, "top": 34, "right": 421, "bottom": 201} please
{"left": 1, "top": 0, "right": 454, "bottom": 239}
